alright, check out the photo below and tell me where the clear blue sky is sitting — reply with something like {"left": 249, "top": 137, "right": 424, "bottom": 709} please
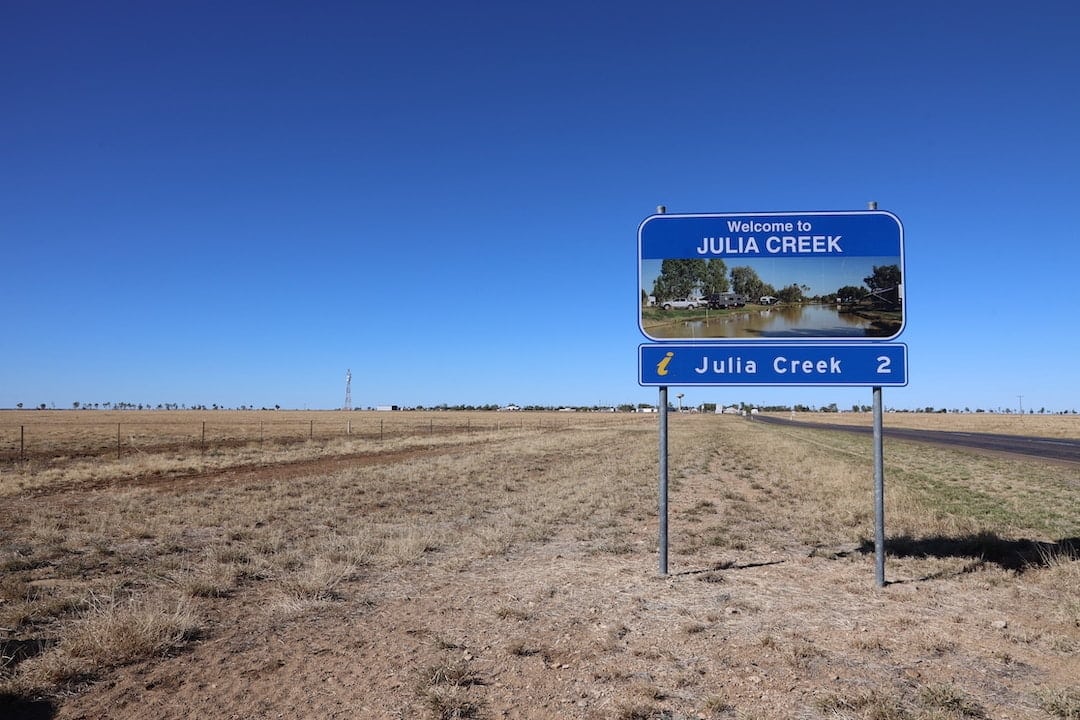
{"left": 4, "top": 1, "right": 1079, "bottom": 412}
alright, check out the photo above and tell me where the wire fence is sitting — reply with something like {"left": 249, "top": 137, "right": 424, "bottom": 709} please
{"left": 0, "top": 411, "right": 647, "bottom": 463}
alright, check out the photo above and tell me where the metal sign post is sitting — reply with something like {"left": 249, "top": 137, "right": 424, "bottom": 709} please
{"left": 658, "top": 386, "right": 669, "bottom": 576}
{"left": 868, "top": 200, "right": 887, "bottom": 589}
{"left": 873, "top": 386, "right": 886, "bottom": 587}
{"left": 654, "top": 205, "right": 670, "bottom": 577}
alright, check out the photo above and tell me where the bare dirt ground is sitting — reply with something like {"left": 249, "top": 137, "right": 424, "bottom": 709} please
{"left": 2, "top": 416, "right": 1077, "bottom": 719}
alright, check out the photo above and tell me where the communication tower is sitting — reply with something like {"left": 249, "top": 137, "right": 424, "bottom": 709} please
{"left": 344, "top": 369, "right": 352, "bottom": 411}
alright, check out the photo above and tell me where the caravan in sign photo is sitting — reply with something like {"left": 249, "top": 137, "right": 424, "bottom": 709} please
{"left": 639, "top": 211, "right": 904, "bottom": 342}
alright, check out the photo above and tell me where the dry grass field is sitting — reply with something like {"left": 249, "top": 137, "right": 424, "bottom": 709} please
{"left": 771, "top": 411, "right": 1080, "bottom": 440}
{"left": 0, "top": 410, "right": 1077, "bottom": 719}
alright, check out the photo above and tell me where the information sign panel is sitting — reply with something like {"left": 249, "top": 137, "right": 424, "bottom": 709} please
{"left": 639, "top": 343, "right": 908, "bottom": 387}
{"left": 639, "top": 211, "right": 904, "bottom": 342}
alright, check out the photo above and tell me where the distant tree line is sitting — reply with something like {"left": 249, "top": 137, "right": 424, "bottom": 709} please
{"left": 9, "top": 400, "right": 1075, "bottom": 415}
{"left": 650, "top": 260, "right": 903, "bottom": 306}
{"left": 16, "top": 402, "right": 286, "bottom": 412}
{"left": 750, "top": 404, "right": 1076, "bottom": 414}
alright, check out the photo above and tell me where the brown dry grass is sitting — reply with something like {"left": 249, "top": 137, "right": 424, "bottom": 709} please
{"left": 0, "top": 412, "right": 1076, "bottom": 719}
{"left": 0, "top": 410, "right": 621, "bottom": 496}
{"left": 773, "top": 410, "right": 1080, "bottom": 439}
{"left": 0, "top": 409, "right": 590, "bottom": 454}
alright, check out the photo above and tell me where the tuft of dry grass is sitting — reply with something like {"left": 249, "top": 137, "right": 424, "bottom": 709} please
{"left": 423, "top": 661, "right": 483, "bottom": 688}
{"left": 63, "top": 595, "right": 200, "bottom": 663}
{"left": 614, "top": 703, "right": 673, "bottom": 720}
{"left": 417, "top": 659, "right": 486, "bottom": 720}
{"left": 702, "top": 694, "right": 733, "bottom": 716}
{"left": 420, "top": 689, "right": 483, "bottom": 720}
{"left": 815, "top": 688, "right": 909, "bottom": 719}
{"left": 1036, "top": 686, "right": 1080, "bottom": 720}
{"left": 11, "top": 594, "right": 199, "bottom": 693}
{"left": 277, "top": 559, "right": 357, "bottom": 604}
{"left": 173, "top": 563, "right": 240, "bottom": 598}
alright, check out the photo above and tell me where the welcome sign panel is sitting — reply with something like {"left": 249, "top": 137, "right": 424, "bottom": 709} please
{"left": 638, "top": 211, "right": 904, "bottom": 342}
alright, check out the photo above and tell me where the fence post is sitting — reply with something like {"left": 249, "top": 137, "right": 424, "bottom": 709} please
{"left": 202, "top": 421, "right": 206, "bottom": 454}
{"left": 310, "top": 420, "right": 313, "bottom": 440}
{"left": 117, "top": 423, "right": 122, "bottom": 460}
{"left": 20, "top": 425, "right": 25, "bottom": 459}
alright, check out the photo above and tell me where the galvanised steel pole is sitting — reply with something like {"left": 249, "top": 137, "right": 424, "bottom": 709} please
{"left": 868, "top": 200, "right": 887, "bottom": 589}
{"left": 655, "top": 204, "right": 670, "bottom": 577}
{"left": 873, "top": 386, "right": 885, "bottom": 587}
{"left": 659, "top": 385, "right": 669, "bottom": 576}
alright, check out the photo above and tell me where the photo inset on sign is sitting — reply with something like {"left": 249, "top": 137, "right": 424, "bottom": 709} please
{"left": 638, "top": 212, "right": 904, "bottom": 341}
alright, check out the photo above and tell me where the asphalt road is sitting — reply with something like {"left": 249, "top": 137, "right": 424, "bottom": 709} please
{"left": 752, "top": 415, "right": 1080, "bottom": 465}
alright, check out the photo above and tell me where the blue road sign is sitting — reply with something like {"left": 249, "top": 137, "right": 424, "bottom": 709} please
{"left": 639, "top": 343, "right": 908, "bottom": 387}
{"left": 639, "top": 211, "right": 904, "bottom": 342}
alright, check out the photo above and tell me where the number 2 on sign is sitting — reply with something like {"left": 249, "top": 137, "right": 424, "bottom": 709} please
{"left": 876, "top": 356, "right": 892, "bottom": 374}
